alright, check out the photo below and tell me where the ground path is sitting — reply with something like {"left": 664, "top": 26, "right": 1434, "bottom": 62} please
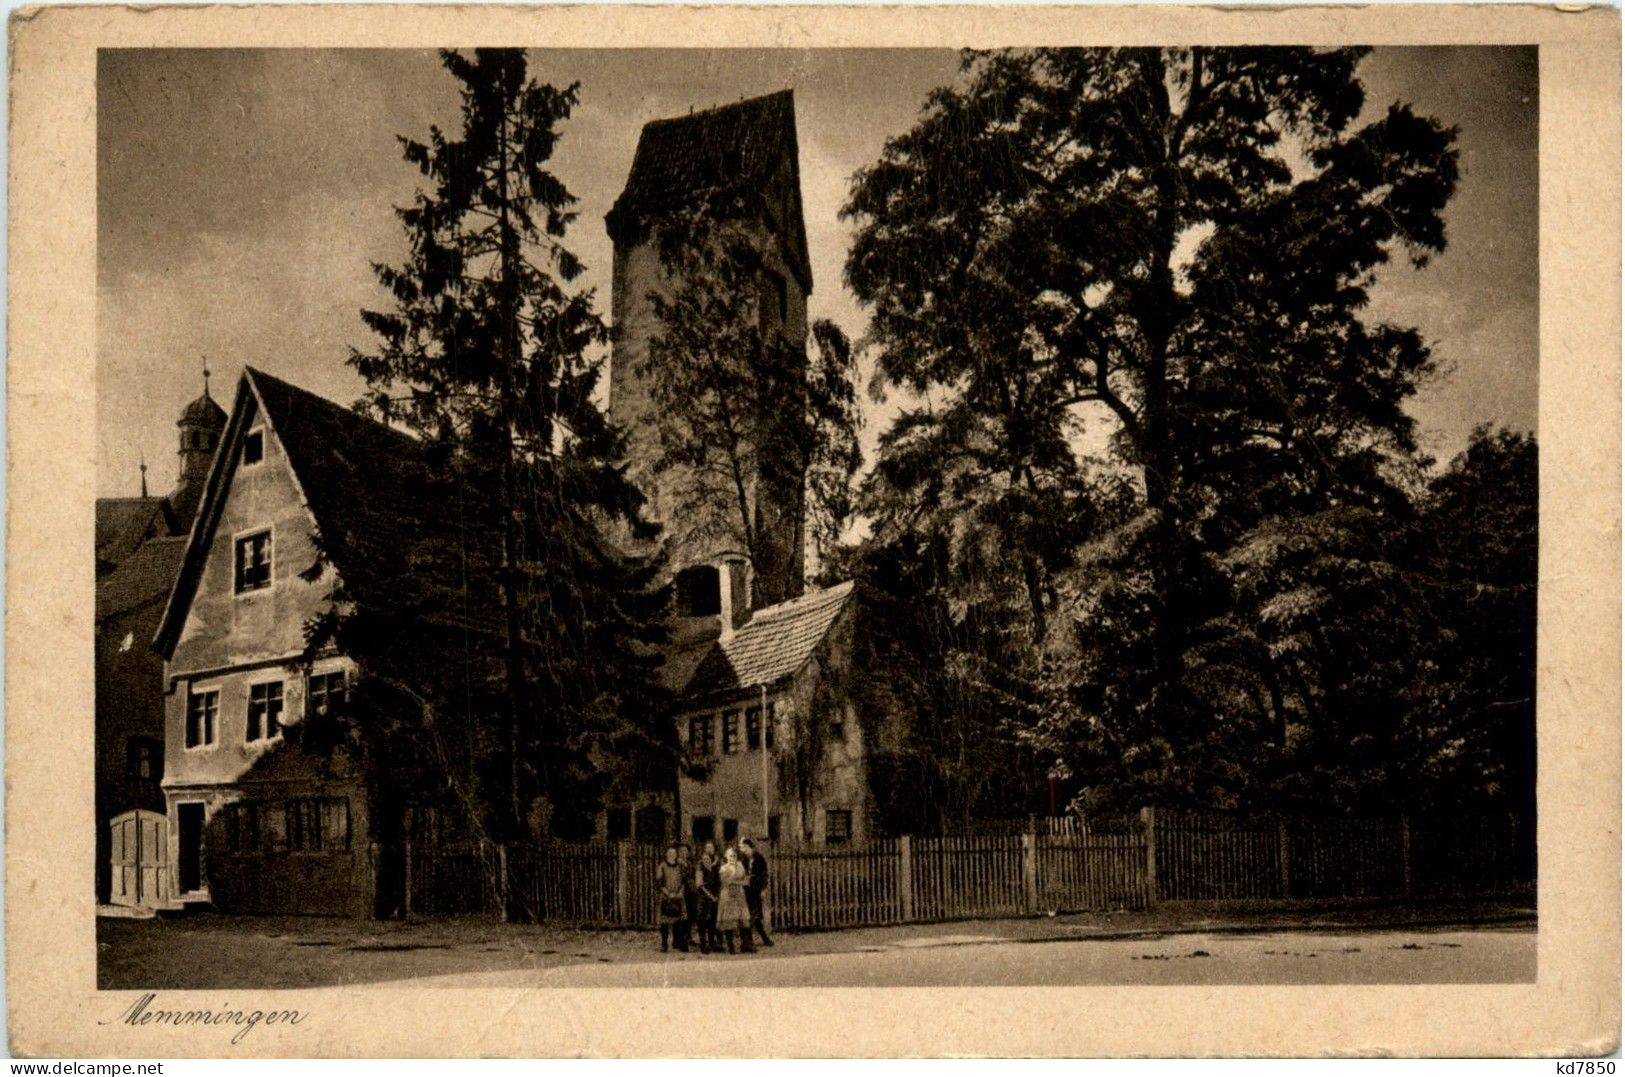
{"left": 98, "top": 898, "right": 1535, "bottom": 989}
{"left": 419, "top": 926, "right": 1534, "bottom": 987}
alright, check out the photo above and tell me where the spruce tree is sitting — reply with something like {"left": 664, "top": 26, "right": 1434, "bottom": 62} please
{"left": 343, "top": 49, "right": 672, "bottom": 854}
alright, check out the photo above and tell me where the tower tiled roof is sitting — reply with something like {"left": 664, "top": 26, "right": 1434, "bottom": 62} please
{"left": 608, "top": 89, "right": 812, "bottom": 289}
{"left": 178, "top": 389, "right": 227, "bottom": 429}
{"left": 617, "top": 91, "right": 795, "bottom": 211}
{"left": 680, "top": 580, "right": 856, "bottom": 703}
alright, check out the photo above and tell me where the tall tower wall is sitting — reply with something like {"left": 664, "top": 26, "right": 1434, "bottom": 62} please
{"left": 607, "top": 91, "right": 812, "bottom": 611}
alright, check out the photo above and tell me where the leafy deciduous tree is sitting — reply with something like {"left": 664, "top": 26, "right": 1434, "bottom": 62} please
{"left": 640, "top": 202, "right": 861, "bottom": 604}
{"left": 845, "top": 47, "right": 1463, "bottom": 811}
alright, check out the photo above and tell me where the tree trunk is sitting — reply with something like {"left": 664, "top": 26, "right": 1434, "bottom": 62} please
{"left": 495, "top": 107, "right": 527, "bottom": 922}
{"left": 1138, "top": 63, "right": 1188, "bottom": 764}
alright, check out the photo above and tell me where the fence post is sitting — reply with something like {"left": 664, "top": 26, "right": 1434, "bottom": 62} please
{"left": 1139, "top": 807, "right": 1158, "bottom": 904}
{"left": 403, "top": 839, "right": 414, "bottom": 919}
{"left": 1021, "top": 829, "right": 1039, "bottom": 913}
{"left": 365, "top": 842, "right": 379, "bottom": 921}
{"left": 1276, "top": 819, "right": 1292, "bottom": 899}
{"left": 898, "top": 835, "right": 914, "bottom": 923}
{"left": 1400, "top": 816, "right": 1413, "bottom": 896}
{"left": 498, "top": 843, "right": 511, "bottom": 921}
{"left": 614, "top": 840, "right": 631, "bottom": 924}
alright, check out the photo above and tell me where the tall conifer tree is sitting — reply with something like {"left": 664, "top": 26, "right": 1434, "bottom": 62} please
{"left": 344, "top": 49, "right": 671, "bottom": 851}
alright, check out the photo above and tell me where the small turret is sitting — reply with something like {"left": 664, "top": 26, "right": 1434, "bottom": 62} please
{"left": 171, "top": 362, "right": 226, "bottom": 527}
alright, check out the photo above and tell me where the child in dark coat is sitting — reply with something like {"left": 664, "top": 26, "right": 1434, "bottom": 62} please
{"left": 655, "top": 845, "right": 685, "bottom": 952}
{"left": 693, "top": 840, "right": 722, "bottom": 954}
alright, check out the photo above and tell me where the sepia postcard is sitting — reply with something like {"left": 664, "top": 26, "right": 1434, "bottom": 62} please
{"left": 7, "top": 2, "right": 1620, "bottom": 1059}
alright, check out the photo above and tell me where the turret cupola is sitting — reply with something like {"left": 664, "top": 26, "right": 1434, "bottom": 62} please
{"left": 171, "top": 363, "right": 226, "bottom": 527}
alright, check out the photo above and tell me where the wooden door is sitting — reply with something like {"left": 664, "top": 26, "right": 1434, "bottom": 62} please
{"left": 108, "top": 809, "right": 168, "bottom": 907}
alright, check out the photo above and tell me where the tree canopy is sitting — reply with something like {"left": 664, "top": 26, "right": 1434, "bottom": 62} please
{"left": 639, "top": 199, "right": 861, "bottom": 602}
{"left": 841, "top": 47, "right": 1528, "bottom": 822}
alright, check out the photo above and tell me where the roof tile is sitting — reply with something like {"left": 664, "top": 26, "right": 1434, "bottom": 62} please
{"left": 615, "top": 90, "right": 795, "bottom": 217}
{"left": 608, "top": 90, "right": 812, "bottom": 289}
{"left": 96, "top": 497, "right": 175, "bottom": 567}
{"left": 97, "top": 536, "right": 187, "bottom": 623}
{"left": 681, "top": 580, "right": 855, "bottom": 701}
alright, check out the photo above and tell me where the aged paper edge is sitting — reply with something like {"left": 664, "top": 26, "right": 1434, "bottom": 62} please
{"left": 7, "top": 3, "right": 1620, "bottom": 1059}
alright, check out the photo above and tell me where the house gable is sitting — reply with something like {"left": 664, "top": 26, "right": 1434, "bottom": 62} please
{"left": 162, "top": 384, "right": 333, "bottom": 678}
{"left": 156, "top": 367, "right": 436, "bottom": 664}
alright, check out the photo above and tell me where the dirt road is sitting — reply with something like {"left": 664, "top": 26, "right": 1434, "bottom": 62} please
{"left": 98, "top": 902, "right": 1534, "bottom": 989}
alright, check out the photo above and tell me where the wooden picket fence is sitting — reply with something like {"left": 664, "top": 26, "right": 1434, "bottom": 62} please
{"left": 403, "top": 810, "right": 1530, "bottom": 928}
{"left": 404, "top": 822, "right": 1153, "bottom": 927}
{"left": 406, "top": 840, "right": 500, "bottom": 917}
{"left": 767, "top": 830, "right": 1153, "bottom": 928}
{"left": 1151, "top": 811, "right": 1532, "bottom": 902}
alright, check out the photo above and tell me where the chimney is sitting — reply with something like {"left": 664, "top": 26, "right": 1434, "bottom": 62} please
{"left": 718, "top": 556, "right": 752, "bottom": 641}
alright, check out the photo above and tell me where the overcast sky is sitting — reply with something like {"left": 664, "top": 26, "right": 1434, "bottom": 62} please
{"left": 98, "top": 47, "right": 1536, "bottom": 500}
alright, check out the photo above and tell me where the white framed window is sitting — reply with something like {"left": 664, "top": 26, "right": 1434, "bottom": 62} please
{"left": 127, "top": 736, "right": 162, "bottom": 781}
{"left": 746, "top": 702, "right": 777, "bottom": 750}
{"left": 246, "top": 680, "right": 284, "bottom": 744}
{"left": 185, "top": 687, "right": 219, "bottom": 749}
{"left": 687, "top": 714, "right": 715, "bottom": 756}
{"left": 307, "top": 669, "right": 348, "bottom": 720}
{"left": 234, "top": 528, "right": 273, "bottom": 593}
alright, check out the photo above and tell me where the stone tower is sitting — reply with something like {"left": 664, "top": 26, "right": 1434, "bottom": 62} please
{"left": 170, "top": 370, "right": 227, "bottom": 528}
{"left": 606, "top": 90, "right": 813, "bottom": 619}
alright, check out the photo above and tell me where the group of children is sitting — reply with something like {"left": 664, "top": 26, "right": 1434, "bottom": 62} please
{"left": 655, "top": 838, "right": 774, "bottom": 955}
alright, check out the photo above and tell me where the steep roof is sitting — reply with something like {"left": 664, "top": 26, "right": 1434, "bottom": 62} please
{"left": 96, "top": 535, "right": 187, "bottom": 625}
{"left": 155, "top": 368, "right": 458, "bottom": 656}
{"left": 246, "top": 368, "right": 428, "bottom": 583}
{"left": 608, "top": 90, "right": 812, "bottom": 290}
{"left": 680, "top": 580, "right": 856, "bottom": 703}
{"left": 96, "top": 497, "right": 179, "bottom": 572}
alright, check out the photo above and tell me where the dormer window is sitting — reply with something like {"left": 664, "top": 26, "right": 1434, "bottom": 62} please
{"left": 235, "top": 530, "right": 272, "bottom": 593}
{"left": 675, "top": 565, "right": 721, "bottom": 617}
{"left": 242, "top": 429, "right": 264, "bottom": 466}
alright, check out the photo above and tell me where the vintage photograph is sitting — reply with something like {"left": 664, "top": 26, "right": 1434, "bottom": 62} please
{"left": 92, "top": 43, "right": 1539, "bottom": 992}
